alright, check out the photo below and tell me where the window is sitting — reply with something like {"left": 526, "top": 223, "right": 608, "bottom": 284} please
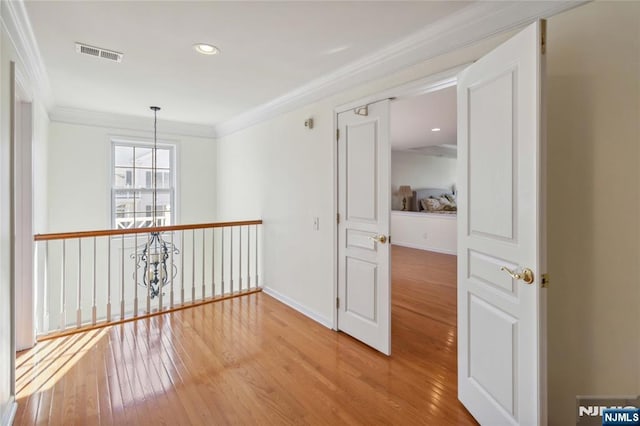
{"left": 112, "top": 141, "right": 176, "bottom": 229}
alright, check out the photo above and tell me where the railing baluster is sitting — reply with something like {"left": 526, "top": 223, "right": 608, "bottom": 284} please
{"left": 246, "top": 225, "right": 250, "bottom": 289}
{"left": 120, "top": 234, "right": 125, "bottom": 320}
{"left": 170, "top": 231, "right": 174, "bottom": 309}
{"left": 43, "top": 241, "right": 49, "bottom": 332}
{"left": 180, "top": 230, "right": 185, "bottom": 304}
{"left": 159, "top": 232, "right": 164, "bottom": 313}
{"left": 134, "top": 233, "right": 139, "bottom": 317}
{"left": 77, "top": 239, "right": 82, "bottom": 328}
{"left": 107, "top": 236, "right": 111, "bottom": 322}
{"left": 239, "top": 226, "right": 243, "bottom": 291}
{"left": 201, "top": 228, "right": 206, "bottom": 299}
{"left": 34, "top": 220, "right": 262, "bottom": 337}
{"left": 221, "top": 228, "right": 225, "bottom": 295}
{"left": 92, "top": 237, "right": 97, "bottom": 325}
{"left": 146, "top": 233, "right": 151, "bottom": 314}
{"left": 191, "top": 229, "right": 196, "bottom": 303}
{"left": 60, "top": 240, "right": 66, "bottom": 331}
{"left": 211, "top": 228, "right": 215, "bottom": 297}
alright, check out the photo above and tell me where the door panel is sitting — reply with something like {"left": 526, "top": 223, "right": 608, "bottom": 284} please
{"left": 345, "top": 257, "right": 377, "bottom": 322}
{"left": 337, "top": 100, "right": 391, "bottom": 355}
{"left": 346, "top": 229, "right": 377, "bottom": 251}
{"left": 346, "top": 121, "right": 378, "bottom": 222}
{"left": 469, "top": 294, "right": 517, "bottom": 415}
{"left": 468, "top": 70, "right": 516, "bottom": 241}
{"left": 457, "top": 21, "right": 546, "bottom": 425}
{"left": 468, "top": 250, "right": 519, "bottom": 297}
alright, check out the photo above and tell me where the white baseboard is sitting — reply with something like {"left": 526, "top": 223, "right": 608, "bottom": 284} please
{"left": 1, "top": 397, "right": 17, "bottom": 426}
{"left": 392, "top": 241, "right": 456, "bottom": 256}
{"left": 262, "top": 286, "right": 333, "bottom": 329}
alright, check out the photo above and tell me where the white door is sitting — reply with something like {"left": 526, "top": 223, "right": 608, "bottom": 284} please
{"left": 457, "top": 21, "right": 546, "bottom": 425}
{"left": 337, "top": 100, "right": 391, "bottom": 355}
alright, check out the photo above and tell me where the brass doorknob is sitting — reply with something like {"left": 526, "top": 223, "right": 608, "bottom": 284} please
{"left": 500, "top": 266, "right": 534, "bottom": 284}
{"left": 368, "top": 234, "right": 387, "bottom": 244}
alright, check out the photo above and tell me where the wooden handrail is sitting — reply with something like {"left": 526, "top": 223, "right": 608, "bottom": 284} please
{"left": 34, "top": 219, "right": 263, "bottom": 241}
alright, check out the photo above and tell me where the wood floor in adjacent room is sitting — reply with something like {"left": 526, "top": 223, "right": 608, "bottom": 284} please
{"left": 14, "top": 246, "right": 476, "bottom": 425}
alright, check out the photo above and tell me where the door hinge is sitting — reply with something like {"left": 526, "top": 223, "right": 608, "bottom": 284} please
{"left": 541, "top": 273, "right": 549, "bottom": 288}
{"left": 336, "top": 297, "right": 340, "bottom": 309}
{"left": 541, "top": 19, "right": 547, "bottom": 55}
{"left": 336, "top": 128, "right": 340, "bottom": 141}
{"left": 336, "top": 213, "right": 340, "bottom": 224}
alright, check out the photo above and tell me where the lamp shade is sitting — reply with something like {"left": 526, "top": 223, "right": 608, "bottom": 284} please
{"left": 398, "top": 185, "right": 413, "bottom": 198}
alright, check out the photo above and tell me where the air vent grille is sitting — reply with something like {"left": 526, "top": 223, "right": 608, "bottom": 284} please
{"left": 80, "top": 45, "right": 99, "bottom": 57}
{"left": 100, "top": 50, "right": 119, "bottom": 61}
{"left": 75, "top": 42, "right": 123, "bottom": 62}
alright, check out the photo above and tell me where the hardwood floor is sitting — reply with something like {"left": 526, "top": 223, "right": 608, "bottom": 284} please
{"left": 14, "top": 246, "right": 476, "bottom": 425}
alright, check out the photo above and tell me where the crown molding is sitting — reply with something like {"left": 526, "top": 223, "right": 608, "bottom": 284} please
{"left": 0, "top": 0, "right": 54, "bottom": 109}
{"left": 49, "top": 106, "right": 217, "bottom": 139}
{"left": 3, "top": 0, "right": 585, "bottom": 139}
{"left": 214, "top": 1, "right": 586, "bottom": 138}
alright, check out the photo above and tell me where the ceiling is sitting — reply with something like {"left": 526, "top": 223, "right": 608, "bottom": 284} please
{"left": 24, "top": 1, "right": 472, "bottom": 126}
{"left": 391, "top": 85, "right": 456, "bottom": 153}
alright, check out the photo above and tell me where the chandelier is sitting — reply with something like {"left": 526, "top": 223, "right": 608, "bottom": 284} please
{"left": 131, "top": 106, "right": 179, "bottom": 299}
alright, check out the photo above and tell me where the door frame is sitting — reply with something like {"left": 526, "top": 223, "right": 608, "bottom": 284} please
{"left": 331, "top": 63, "right": 468, "bottom": 330}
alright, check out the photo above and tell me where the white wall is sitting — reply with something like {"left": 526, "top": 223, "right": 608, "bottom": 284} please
{"left": 47, "top": 122, "right": 217, "bottom": 233}
{"left": 31, "top": 103, "right": 49, "bottom": 349}
{"left": 391, "top": 151, "right": 456, "bottom": 210}
{"left": 546, "top": 3, "right": 640, "bottom": 425}
{"left": 391, "top": 211, "right": 456, "bottom": 254}
{"left": 216, "top": 31, "right": 515, "bottom": 326}
{"left": 32, "top": 103, "right": 48, "bottom": 236}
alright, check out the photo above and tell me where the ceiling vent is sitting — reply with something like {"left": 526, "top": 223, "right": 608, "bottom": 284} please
{"left": 75, "top": 42, "right": 123, "bottom": 63}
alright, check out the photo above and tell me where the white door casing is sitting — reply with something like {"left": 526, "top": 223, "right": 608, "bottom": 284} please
{"left": 337, "top": 100, "right": 391, "bottom": 355}
{"left": 457, "top": 21, "right": 546, "bottom": 425}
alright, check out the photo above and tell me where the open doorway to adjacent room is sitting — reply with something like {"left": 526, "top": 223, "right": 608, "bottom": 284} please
{"left": 389, "top": 85, "right": 459, "bottom": 388}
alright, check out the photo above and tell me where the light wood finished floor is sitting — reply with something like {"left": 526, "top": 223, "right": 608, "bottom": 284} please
{"left": 14, "top": 246, "right": 476, "bottom": 425}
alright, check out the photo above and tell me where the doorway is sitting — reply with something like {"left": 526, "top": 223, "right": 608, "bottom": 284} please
{"left": 389, "top": 85, "right": 459, "bottom": 372}
{"left": 334, "top": 20, "right": 547, "bottom": 425}
{"left": 334, "top": 72, "right": 459, "bottom": 355}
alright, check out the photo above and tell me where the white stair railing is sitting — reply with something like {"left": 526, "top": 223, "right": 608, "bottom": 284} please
{"left": 34, "top": 220, "right": 263, "bottom": 337}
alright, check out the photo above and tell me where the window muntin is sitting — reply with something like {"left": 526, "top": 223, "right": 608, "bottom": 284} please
{"left": 112, "top": 142, "right": 175, "bottom": 229}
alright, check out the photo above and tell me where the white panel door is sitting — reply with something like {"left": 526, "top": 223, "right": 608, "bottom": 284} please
{"left": 337, "top": 100, "right": 391, "bottom": 355}
{"left": 457, "top": 21, "right": 546, "bottom": 425}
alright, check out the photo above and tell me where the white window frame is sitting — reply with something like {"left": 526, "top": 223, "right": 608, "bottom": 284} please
{"left": 111, "top": 138, "right": 178, "bottom": 230}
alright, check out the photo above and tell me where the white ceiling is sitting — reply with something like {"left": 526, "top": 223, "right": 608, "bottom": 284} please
{"left": 24, "top": 1, "right": 472, "bottom": 126}
{"left": 391, "top": 85, "right": 456, "bottom": 151}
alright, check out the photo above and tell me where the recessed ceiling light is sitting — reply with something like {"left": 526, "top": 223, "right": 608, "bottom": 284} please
{"left": 431, "top": 128, "right": 441, "bottom": 132}
{"left": 193, "top": 43, "right": 219, "bottom": 55}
